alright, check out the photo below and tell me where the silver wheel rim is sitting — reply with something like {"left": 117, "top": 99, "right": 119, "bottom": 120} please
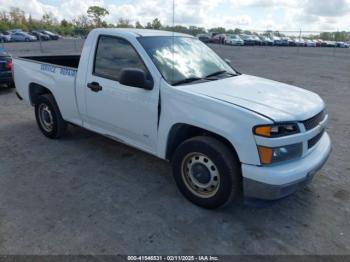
{"left": 38, "top": 103, "right": 54, "bottom": 132}
{"left": 181, "top": 152, "right": 220, "bottom": 198}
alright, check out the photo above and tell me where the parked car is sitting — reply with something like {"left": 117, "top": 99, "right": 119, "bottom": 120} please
{"left": 251, "top": 35, "right": 262, "bottom": 46}
{"left": 11, "top": 32, "right": 37, "bottom": 42}
{"left": 240, "top": 34, "right": 256, "bottom": 45}
{"left": 313, "top": 39, "right": 322, "bottom": 47}
{"left": 211, "top": 34, "right": 225, "bottom": 44}
{"left": 30, "top": 30, "right": 50, "bottom": 41}
{"left": 318, "top": 39, "right": 328, "bottom": 47}
{"left": 260, "top": 36, "right": 274, "bottom": 46}
{"left": 225, "top": 34, "right": 244, "bottom": 46}
{"left": 0, "top": 33, "right": 11, "bottom": 43}
{"left": 271, "top": 36, "right": 283, "bottom": 46}
{"left": 295, "top": 38, "right": 306, "bottom": 47}
{"left": 336, "top": 42, "right": 350, "bottom": 48}
{"left": 39, "top": 30, "right": 60, "bottom": 40}
{"left": 305, "top": 39, "right": 316, "bottom": 47}
{"left": 325, "top": 41, "right": 336, "bottom": 47}
{"left": 279, "top": 37, "right": 289, "bottom": 46}
{"left": 287, "top": 37, "right": 297, "bottom": 46}
{"left": 208, "top": 32, "right": 219, "bottom": 40}
{"left": 13, "top": 28, "right": 331, "bottom": 209}
{"left": 197, "top": 34, "right": 210, "bottom": 43}
{"left": 0, "top": 49, "right": 14, "bottom": 88}
{"left": 8, "top": 29, "right": 23, "bottom": 34}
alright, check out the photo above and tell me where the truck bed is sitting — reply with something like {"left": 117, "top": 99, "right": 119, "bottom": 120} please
{"left": 20, "top": 55, "right": 80, "bottom": 69}
{"left": 14, "top": 55, "right": 82, "bottom": 125}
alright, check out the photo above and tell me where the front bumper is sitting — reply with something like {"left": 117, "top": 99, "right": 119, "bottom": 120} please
{"left": 242, "top": 132, "right": 331, "bottom": 200}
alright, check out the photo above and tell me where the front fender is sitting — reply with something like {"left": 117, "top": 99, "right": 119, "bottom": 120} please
{"left": 157, "top": 86, "right": 272, "bottom": 165}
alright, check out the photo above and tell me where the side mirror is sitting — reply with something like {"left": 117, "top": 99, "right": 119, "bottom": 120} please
{"left": 119, "top": 68, "right": 153, "bottom": 90}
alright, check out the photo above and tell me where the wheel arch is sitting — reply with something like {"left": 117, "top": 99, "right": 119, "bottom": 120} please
{"left": 165, "top": 123, "right": 240, "bottom": 162}
{"left": 29, "top": 83, "right": 54, "bottom": 105}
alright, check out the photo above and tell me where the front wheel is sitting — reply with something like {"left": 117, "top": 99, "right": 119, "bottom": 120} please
{"left": 35, "top": 94, "right": 67, "bottom": 139}
{"left": 172, "top": 136, "right": 241, "bottom": 209}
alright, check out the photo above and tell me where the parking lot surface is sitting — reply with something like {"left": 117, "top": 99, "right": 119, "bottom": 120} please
{"left": 0, "top": 41, "right": 349, "bottom": 255}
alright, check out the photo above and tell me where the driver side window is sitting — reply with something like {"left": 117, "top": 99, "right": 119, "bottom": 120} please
{"left": 93, "top": 36, "right": 148, "bottom": 82}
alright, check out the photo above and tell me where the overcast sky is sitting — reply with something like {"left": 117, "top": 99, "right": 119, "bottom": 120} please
{"left": 0, "top": 0, "right": 349, "bottom": 31}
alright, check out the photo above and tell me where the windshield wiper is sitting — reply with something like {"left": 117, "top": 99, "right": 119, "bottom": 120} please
{"left": 172, "top": 77, "right": 204, "bottom": 86}
{"left": 205, "top": 70, "right": 236, "bottom": 78}
{"left": 172, "top": 71, "right": 236, "bottom": 86}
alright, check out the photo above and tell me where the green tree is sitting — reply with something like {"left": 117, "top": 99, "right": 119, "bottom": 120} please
{"left": 188, "top": 26, "right": 206, "bottom": 36}
{"left": 87, "top": 6, "right": 109, "bottom": 27}
{"left": 319, "top": 32, "right": 332, "bottom": 40}
{"left": 9, "top": 7, "right": 25, "bottom": 25}
{"left": 73, "top": 15, "right": 91, "bottom": 29}
{"left": 0, "top": 11, "right": 10, "bottom": 24}
{"left": 61, "top": 19, "right": 69, "bottom": 27}
{"left": 273, "top": 30, "right": 285, "bottom": 37}
{"left": 334, "top": 31, "right": 348, "bottom": 41}
{"left": 117, "top": 18, "right": 133, "bottom": 28}
{"left": 151, "top": 18, "right": 162, "bottom": 30}
{"left": 234, "top": 28, "right": 242, "bottom": 34}
{"left": 135, "top": 21, "right": 143, "bottom": 29}
{"left": 209, "top": 27, "right": 226, "bottom": 34}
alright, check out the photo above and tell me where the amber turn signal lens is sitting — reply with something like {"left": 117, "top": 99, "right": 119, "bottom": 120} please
{"left": 254, "top": 126, "right": 272, "bottom": 137}
{"left": 257, "top": 146, "right": 273, "bottom": 165}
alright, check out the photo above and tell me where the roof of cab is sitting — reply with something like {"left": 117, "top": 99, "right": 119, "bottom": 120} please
{"left": 92, "top": 28, "right": 192, "bottom": 38}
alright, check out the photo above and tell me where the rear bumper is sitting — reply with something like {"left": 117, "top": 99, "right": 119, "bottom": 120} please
{"left": 242, "top": 132, "right": 332, "bottom": 200}
{"left": 0, "top": 75, "right": 13, "bottom": 85}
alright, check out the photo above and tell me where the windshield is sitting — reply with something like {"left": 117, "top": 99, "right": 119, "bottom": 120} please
{"left": 138, "top": 36, "right": 237, "bottom": 85}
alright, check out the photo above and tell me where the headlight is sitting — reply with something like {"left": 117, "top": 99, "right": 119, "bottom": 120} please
{"left": 257, "top": 143, "right": 303, "bottom": 165}
{"left": 254, "top": 123, "right": 299, "bottom": 137}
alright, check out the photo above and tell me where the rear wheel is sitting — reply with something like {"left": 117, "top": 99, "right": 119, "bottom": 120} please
{"left": 172, "top": 136, "right": 241, "bottom": 209}
{"left": 35, "top": 94, "right": 67, "bottom": 139}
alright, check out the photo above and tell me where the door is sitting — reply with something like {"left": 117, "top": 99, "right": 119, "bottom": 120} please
{"left": 83, "top": 35, "right": 159, "bottom": 153}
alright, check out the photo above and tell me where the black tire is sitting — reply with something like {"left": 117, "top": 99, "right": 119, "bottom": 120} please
{"left": 35, "top": 94, "right": 67, "bottom": 139}
{"left": 172, "top": 136, "right": 241, "bottom": 209}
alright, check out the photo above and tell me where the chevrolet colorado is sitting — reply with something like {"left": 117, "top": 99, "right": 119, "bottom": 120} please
{"left": 13, "top": 29, "right": 331, "bottom": 208}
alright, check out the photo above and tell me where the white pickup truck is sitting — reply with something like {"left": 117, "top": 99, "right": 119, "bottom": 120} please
{"left": 14, "top": 29, "right": 331, "bottom": 208}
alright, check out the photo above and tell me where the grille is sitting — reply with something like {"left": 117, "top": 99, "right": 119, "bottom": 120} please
{"left": 302, "top": 110, "right": 326, "bottom": 131}
{"left": 308, "top": 129, "right": 325, "bottom": 149}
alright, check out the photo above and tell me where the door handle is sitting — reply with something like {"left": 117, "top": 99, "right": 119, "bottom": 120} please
{"left": 87, "top": 82, "right": 103, "bottom": 92}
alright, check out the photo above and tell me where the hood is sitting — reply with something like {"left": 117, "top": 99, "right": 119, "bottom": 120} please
{"left": 184, "top": 74, "right": 324, "bottom": 122}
